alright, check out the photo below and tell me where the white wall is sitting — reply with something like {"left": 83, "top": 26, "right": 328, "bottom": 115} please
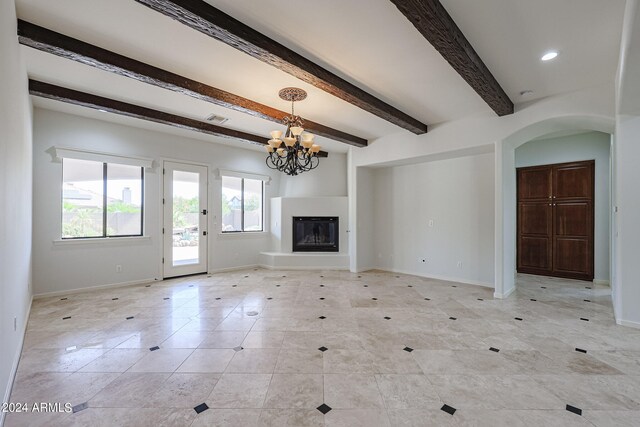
{"left": 354, "top": 166, "right": 376, "bottom": 272}
{"left": 515, "top": 131, "right": 611, "bottom": 282}
{"left": 32, "top": 109, "right": 284, "bottom": 295}
{"left": 278, "top": 152, "right": 347, "bottom": 197}
{"left": 0, "top": 0, "right": 33, "bottom": 419}
{"left": 613, "top": 0, "right": 640, "bottom": 328}
{"left": 615, "top": 115, "right": 640, "bottom": 327}
{"left": 372, "top": 153, "right": 495, "bottom": 286}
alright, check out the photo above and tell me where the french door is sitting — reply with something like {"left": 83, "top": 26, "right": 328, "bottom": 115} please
{"left": 163, "top": 161, "right": 208, "bottom": 278}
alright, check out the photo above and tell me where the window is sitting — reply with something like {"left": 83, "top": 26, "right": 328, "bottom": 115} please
{"left": 221, "top": 176, "right": 264, "bottom": 232}
{"left": 62, "top": 158, "right": 144, "bottom": 238}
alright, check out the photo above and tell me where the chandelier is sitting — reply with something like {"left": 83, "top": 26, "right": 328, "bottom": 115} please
{"left": 265, "top": 87, "right": 321, "bottom": 176}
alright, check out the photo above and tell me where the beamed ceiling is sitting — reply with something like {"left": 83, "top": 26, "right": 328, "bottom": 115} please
{"left": 15, "top": 0, "right": 625, "bottom": 154}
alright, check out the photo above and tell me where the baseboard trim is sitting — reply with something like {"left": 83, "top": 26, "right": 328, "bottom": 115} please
{"left": 593, "top": 279, "right": 610, "bottom": 286}
{"left": 494, "top": 286, "right": 516, "bottom": 299}
{"left": 378, "top": 268, "right": 494, "bottom": 289}
{"left": 208, "top": 265, "right": 261, "bottom": 274}
{"left": 259, "top": 264, "right": 350, "bottom": 271}
{"left": 2, "top": 295, "right": 33, "bottom": 427}
{"left": 33, "top": 278, "right": 158, "bottom": 299}
{"left": 617, "top": 318, "right": 640, "bottom": 329}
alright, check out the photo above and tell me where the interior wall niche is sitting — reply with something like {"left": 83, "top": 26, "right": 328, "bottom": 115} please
{"left": 514, "top": 131, "right": 611, "bottom": 282}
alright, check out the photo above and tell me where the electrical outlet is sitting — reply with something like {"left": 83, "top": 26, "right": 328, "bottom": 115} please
{"left": 457, "top": 261, "right": 462, "bottom": 268}
{"left": 116, "top": 265, "right": 122, "bottom": 273}
{"left": 428, "top": 219, "right": 434, "bottom": 227}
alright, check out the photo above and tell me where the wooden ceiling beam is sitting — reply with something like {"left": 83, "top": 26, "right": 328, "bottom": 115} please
{"left": 389, "top": 0, "right": 514, "bottom": 116}
{"left": 134, "top": 0, "right": 428, "bottom": 134}
{"left": 18, "top": 20, "right": 364, "bottom": 148}
{"left": 29, "top": 80, "right": 329, "bottom": 157}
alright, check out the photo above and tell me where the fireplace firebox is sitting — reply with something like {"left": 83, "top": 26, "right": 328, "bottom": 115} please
{"left": 292, "top": 217, "right": 339, "bottom": 252}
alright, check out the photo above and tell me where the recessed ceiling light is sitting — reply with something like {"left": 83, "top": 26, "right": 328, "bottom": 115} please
{"left": 541, "top": 51, "right": 558, "bottom": 61}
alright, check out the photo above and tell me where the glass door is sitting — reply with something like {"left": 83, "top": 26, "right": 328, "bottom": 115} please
{"left": 163, "top": 161, "right": 208, "bottom": 278}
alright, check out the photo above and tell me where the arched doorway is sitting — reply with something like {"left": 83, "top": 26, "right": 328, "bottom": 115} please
{"left": 494, "top": 115, "right": 615, "bottom": 299}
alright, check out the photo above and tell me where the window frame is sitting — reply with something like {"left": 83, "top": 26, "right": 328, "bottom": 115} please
{"left": 221, "top": 175, "right": 265, "bottom": 234}
{"left": 61, "top": 158, "right": 145, "bottom": 240}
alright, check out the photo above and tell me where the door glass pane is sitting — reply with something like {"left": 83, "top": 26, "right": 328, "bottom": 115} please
{"left": 243, "top": 179, "right": 263, "bottom": 231}
{"left": 172, "top": 170, "right": 200, "bottom": 266}
{"left": 62, "top": 158, "right": 104, "bottom": 238}
{"left": 221, "top": 176, "right": 242, "bottom": 232}
{"left": 106, "top": 163, "right": 143, "bottom": 236}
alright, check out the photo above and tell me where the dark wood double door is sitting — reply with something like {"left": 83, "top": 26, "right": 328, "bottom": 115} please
{"left": 517, "top": 160, "right": 594, "bottom": 281}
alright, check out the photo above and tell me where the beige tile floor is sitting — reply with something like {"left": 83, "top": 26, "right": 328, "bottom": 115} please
{"left": 5, "top": 270, "right": 640, "bottom": 426}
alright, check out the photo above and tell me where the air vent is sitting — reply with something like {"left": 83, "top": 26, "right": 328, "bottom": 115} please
{"left": 205, "top": 113, "right": 229, "bottom": 125}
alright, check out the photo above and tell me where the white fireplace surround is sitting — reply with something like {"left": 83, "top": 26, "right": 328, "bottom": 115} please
{"left": 260, "top": 197, "right": 350, "bottom": 269}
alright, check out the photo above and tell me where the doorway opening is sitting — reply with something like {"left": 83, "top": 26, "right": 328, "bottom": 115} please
{"left": 514, "top": 131, "right": 611, "bottom": 286}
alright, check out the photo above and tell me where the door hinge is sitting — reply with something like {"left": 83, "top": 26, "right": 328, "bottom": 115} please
{"left": 162, "top": 227, "right": 164, "bottom": 234}
{"left": 163, "top": 168, "right": 165, "bottom": 175}
{"left": 162, "top": 198, "right": 165, "bottom": 205}
{"left": 162, "top": 257, "right": 165, "bottom": 264}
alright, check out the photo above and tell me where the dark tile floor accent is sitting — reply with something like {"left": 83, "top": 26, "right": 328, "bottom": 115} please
{"left": 317, "top": 403, "right": 332, "bottom": 414}
{"left": 441, "top": 404, "right": 456, "bottom": 415}
{"left": 566, "top": 404, "right": 582, "bottom": 416}
{"left": 194, "top": 403, "right": 209, "bottom": 414}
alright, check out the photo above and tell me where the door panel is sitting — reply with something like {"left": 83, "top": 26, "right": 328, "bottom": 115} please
{"left": 517, "top": 167, "right": 553, "bottom": 275}
{"left": 553, "top": 162, "right": 594, "bottom": 200}
{"left": 520, "top": 202, "right": 552, "bottom": 235}
{"left": 163, "top": 161, "right": 208, "bottom": 278}
{"left": 518, "top": 167, "right": 552, "bottom": 200}
{"left": 554, "top": 202, "right": 591, "bottom": 237}
{"left": 519, "top": 236, "right": 552, "bottom": 271}
{"left": 553, "top": 238, "right": 590, "bottom": 277}
{"left": 518, "top": 200, "right": 552, "bottom": 273}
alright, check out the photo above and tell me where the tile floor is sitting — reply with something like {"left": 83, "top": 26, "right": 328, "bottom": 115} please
{"left": 5, "top": 270, "right": 640, "bottom": 426}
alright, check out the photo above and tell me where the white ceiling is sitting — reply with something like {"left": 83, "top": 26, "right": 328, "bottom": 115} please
{"left": 16, "top": 0, "right": 626, "bottom": 154}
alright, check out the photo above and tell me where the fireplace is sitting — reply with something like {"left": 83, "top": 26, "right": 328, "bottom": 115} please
{"left": 292, "top": 217, "right": 339, "bottom": 252}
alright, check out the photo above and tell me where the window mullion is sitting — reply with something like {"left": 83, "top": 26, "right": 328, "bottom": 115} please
{"left": 140, "top": 167, "right": 145, "bottom": 236}
{"left": 241, "top": 178, "right": 245, "bottom": 232}
{"left": 103, "top": 163, "right": 108, "bottom": 237}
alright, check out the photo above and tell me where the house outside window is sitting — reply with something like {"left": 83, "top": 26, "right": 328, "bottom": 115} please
{"left": 57, "top": 148, "right": 150, "bottom": 239}
{"left": 221, "top": 173, "right": 265, "bottom": 233}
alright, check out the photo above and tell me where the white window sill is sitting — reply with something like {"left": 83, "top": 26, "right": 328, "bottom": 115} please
{"left": 217, "top": 231, "right": 269, "bottom": 239}
{"left": 53, "top": 236, "right": 151, "bottom": 246}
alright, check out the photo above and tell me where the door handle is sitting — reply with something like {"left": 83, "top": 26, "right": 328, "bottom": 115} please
{"left": 201, "top": 209, "right": 208, "bottom": 215}
{"left": 203, "top": 231, "right": 207, "bottom": 236}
